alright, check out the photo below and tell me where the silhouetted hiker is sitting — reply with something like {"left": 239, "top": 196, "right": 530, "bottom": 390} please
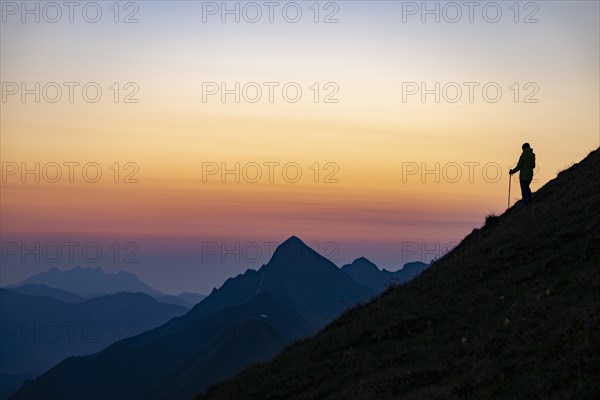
{"left": 509, "top": 143, "right": 536, "bottom": 205}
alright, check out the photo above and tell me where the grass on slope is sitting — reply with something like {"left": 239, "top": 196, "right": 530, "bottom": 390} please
{"left": 200, "top": 148, "right": 600, "bottom": 400}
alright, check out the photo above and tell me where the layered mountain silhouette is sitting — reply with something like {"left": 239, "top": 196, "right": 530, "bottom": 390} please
{"left": 10, "top": 236, "right": 376, "bottom": 399}
{"left": 6, "top": 268, "right": 206, "bottom": 309}
{"left": 9, "top": 266, "right": 163, "bottom": 298}
{"left": 177, "top": 292, "right": 207, "bottom": 305}
{"left": 5, "top": 284, "right": 84, "bottom": 303}
{"left": 200, "top": 149, "right": 600, "bottom": 399}
{"left": 342, "top": 257, "right": 429, "bottom": 293}
{"left": 189, "top": 235, "right": 373, "bottom": 325}
{"left": 154, "top": 294, "right": 198, "bottom": 309}
{"left": 0, "top": 289, "right": 188, "bottom": 399}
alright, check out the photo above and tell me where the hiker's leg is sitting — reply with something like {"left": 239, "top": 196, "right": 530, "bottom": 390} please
{"left": 525, "top": 180, "right": 533, "bottom": 204}
{"left": 520, "top": 180, "right": 532, "bottom": 205}
{"left": 519, "top": 180, "right": 527, "bottom": 203}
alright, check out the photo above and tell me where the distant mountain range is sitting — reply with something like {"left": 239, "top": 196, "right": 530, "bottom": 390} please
{"left": 6, "top": 284, "right": 85, "bottom": 303}
{"left": 9, "top": 266, "right": 163, "bottom": 298}
{"left": 178, "top": 291, "right": 207, "bottom": 305}
{"left": 0, "top": 269, "right": 207, "bottom": 399}
{"left": 341, "top": 257, "right": 428, "bottom": 293}
{"left": 6, "top": 268, "right": 206, "bottom": 308}
{"left": 9, "top": 236, "right": 428, "bottom": 400}
{"left": 0, "top": 289, "right": 188, "bottom": 399}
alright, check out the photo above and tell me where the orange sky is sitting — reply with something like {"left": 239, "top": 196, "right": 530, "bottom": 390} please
{"left": 1, "top": 1, "right": 598, "bottom": 293}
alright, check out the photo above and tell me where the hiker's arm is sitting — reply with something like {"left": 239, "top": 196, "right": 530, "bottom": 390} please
{"left": 510, "top": 155, "right": 524, "bottom": 174}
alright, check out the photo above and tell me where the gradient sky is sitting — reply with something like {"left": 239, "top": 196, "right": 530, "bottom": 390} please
{"left": 1, "top": 1, "right": 599, "bottom": 294}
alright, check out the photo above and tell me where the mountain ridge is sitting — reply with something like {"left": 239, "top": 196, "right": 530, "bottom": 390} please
{"left": 9, "top": 236, "right": 376, "bottom": 399}
{"left": 341, "top": 258, "right": 430, "bottom": 293}
{"left": 9, "top": 266, "right": 163, "bottom": 298}
{"left": 3, "top": 284, "right": 84, "bottom": 303}
{"left": 0, "top": 288, "right": 188, "bottom": 398}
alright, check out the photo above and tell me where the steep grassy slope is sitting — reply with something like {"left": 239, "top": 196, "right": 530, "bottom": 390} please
{"left": 201, "top": 148, "right": 600, "bottom": 400}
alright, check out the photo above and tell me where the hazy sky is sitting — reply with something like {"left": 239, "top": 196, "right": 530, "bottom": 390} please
{"left": 1, "top": 0, "right": 599, "bottom": 294}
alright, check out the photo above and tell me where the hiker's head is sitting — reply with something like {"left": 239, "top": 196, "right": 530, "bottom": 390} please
{"left": 522, "top": 143, "right": 531, "bottom": 150}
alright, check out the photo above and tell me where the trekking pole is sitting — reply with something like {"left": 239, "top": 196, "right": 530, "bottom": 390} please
{"left": 507, "top": 173, "right": 512, "bottom": 209}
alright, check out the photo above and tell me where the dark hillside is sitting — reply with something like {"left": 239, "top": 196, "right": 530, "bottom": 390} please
{"left": 201, "top": 148, "right": 600, "bottom": 400}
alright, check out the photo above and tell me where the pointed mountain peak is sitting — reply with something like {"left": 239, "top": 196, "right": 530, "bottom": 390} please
{"left": 342, "top": 257, "right": 380, "bottom": 273}
{"left": 275, "top": 236, "right": 310, "bottom": 253}
{"left": 269, "top": 236, "right": 323, "bottom": 266}
{"left": 281, "top": 235, "right": 304, "bottom": 246}
{"left": 354, "top": 257, "right": 378, "bottom": 268}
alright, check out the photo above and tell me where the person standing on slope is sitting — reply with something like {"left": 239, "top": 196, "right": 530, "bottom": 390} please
{"left": 510, "top": 143, "right": 536, "bottom": 205}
